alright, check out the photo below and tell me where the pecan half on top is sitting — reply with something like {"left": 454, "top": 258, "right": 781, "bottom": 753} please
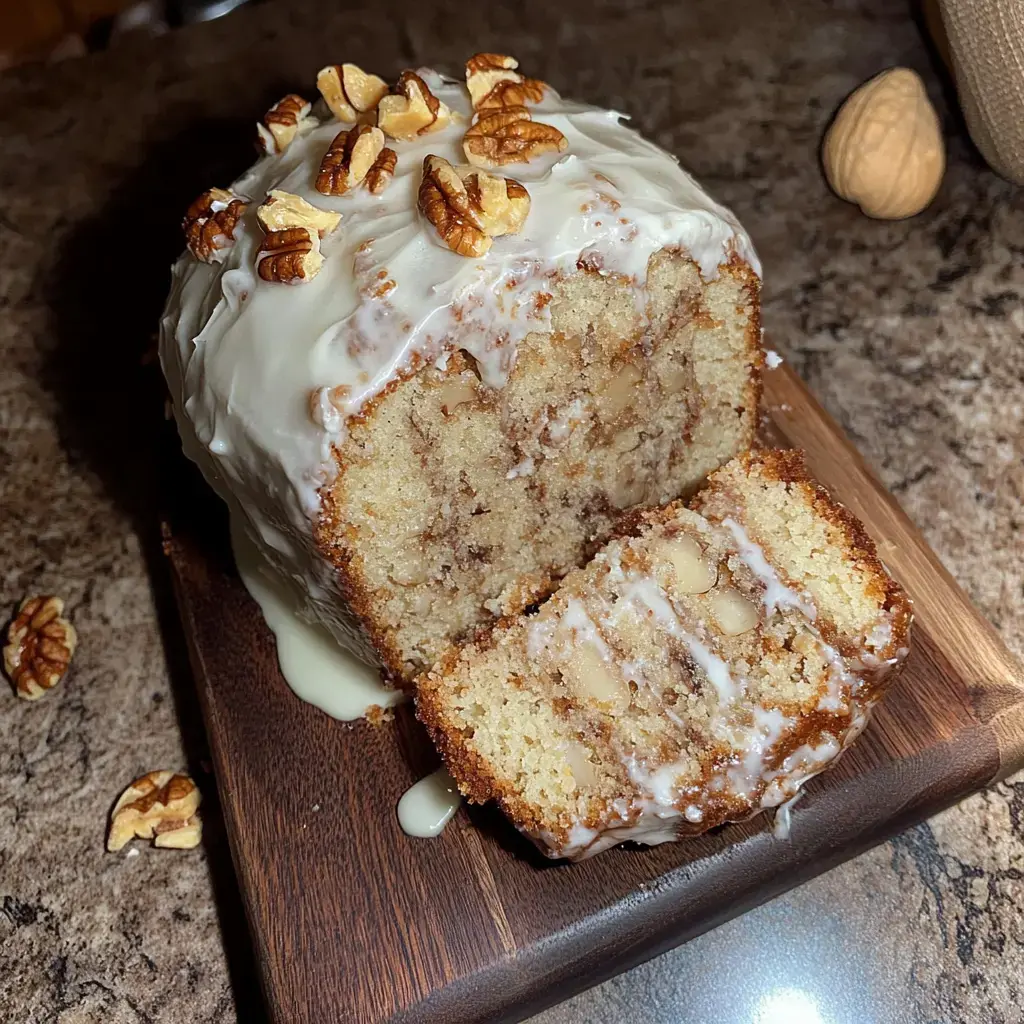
{"left": 107, "top": 771, "right": 202, "bottom": 852}
{"left": 465, "top": 53, "right": 547, "bottom": 112}
{"left": 257, "top": 189, "right": 341, "bottom": 236}
{"left": 377, "top": 71, "right": 452, "bottom": 141}
{"left": 257, "top": 93, "right": 315, "bottom": 154}
{"left": 256, "top": 227, "right": 323, "bottom": 283}
{"left": 183, "top": 188, "right": 248, "bottom": 263}
{"left": 463, "top": 106, "right": 568, "bottom": 169}
{"left": 317, "top": 63, "right": 389, "bottom": 123}
{"left": 364, "top": 147, "right": 398, "bottom": 195}
{"left": 418, "top": 154, "right": 530, "bottom": 258}
{"left": 315, "top": 125, "right": 396, "bottom": 196}
{"left": 3, "top": 595, "right": 77, "bottom": 701}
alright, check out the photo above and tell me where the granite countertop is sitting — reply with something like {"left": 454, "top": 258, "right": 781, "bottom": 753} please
{"left": 1, "top": 0, "right": 1022, "bottom": 1021}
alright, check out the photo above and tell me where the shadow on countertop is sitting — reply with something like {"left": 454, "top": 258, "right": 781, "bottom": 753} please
{"left": 41, "top": 117, "right": 270, "bottom": 1024}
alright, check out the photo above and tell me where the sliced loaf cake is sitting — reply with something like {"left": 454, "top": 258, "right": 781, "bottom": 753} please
{"left": 160, "top": 57, "right": 762, "bottom": 683}
{"left": 416, "top": 449, "right": 912, "bottom": 860}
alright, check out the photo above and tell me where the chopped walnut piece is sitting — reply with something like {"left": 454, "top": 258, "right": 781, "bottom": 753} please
{"left": 257, "top": 227, "right": 323, "bottom": 283}
{"left": 317, "top": 64, "right": 389, "bottom": 123}
{"left": 365, "top": 147, "right": 398, "bottom": 194}
{"left": 183, "top": 188, "right": 248, "bottom": 263}
{"left": 463, "top": 106, "right": 568, "bottom": 168}
{"left": 257, "top": 189, "right": 341, "bottom": 236}
{"left": 107, "top": 771, "right": 202, "bottom": 852}
{"left": 315, "top": 125, "right": 390, "bottom": 196}
{"left": 463, "top": 168, "right": 530, "bottom": 236}
{"left": 377, "top": 71, "right": 451, "bottom": 141}
{"left": 478, "top": 77, "right": 547, "bottom": 112}
{"left": 465, "top": 52, "right": 546, "bottom": 111}
{"left": 418, "top": 155, "right": 530, "bottom": 258}
{"left": 419, "top": 155, "right": 487, "bottom": 257}
{"left": 365, "top": 704, "right": 395, "bottom": 726}
{"left": 257, "top": 94, "right": 315, "bottom": 154}
{"left": 3, "top": 595, "right": 77, "bottom": 701}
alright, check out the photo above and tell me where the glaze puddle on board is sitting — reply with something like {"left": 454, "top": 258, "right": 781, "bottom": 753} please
{"left": 229, "top": 515, "right": 405, "bottom": 722}
{"left": 230, "top": 516, "right": 460, "bottom": 836}
{"left": 397, "top": 768, "right": 463, "bottom": 837}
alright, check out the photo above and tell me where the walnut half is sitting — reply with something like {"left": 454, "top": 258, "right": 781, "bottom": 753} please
{"left": 463, "top": 106, "right": 567, "bottom": 168}
{"left": 315, "top": 126, "right": 395, "bottom": 196}
{"left": 107, "top": 771, "right": 202, "bottom": 852}
{"left": 418, "top": 155, "right": 530, "bottom": 258}
{"left": 257, "top": 227, "right": 323, "bottom": 283}
{"left": 364, "top": 147, "right": 398, "bottom": 194}
{"left": 183, "top": 188, "right": 248, "bottom": 263}
{"left": 465, "top": 53, "right": 547, "bottom": 112}
{"left": 3, "top": 595, "right": 77, "bottom": 701}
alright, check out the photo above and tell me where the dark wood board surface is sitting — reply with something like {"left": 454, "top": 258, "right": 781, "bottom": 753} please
{"left": 164, "top": 362, "right": 1024, "bottom": 1024}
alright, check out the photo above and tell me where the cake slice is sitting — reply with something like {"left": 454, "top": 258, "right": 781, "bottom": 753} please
{"left": 416, "top": 449, "right": 912, "bottom": 860}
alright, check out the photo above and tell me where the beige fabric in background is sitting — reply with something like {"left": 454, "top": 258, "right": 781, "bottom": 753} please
{"left": 938, "top": 0, "right": 1024, "bottom": 183}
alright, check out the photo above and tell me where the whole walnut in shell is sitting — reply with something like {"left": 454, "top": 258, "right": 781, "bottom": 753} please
{"left": 822, "top": 67, "right": 945, "bottom": 219}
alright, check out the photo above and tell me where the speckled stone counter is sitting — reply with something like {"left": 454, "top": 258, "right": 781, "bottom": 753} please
{"left": 1, "top": 0, "right": 1021, "bottom": 1021}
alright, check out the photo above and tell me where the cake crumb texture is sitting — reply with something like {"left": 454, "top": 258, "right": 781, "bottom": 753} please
{"left": 416, "top": 448, "right": 911, "bottom": 859}
{"left": 320, "top": 253, "right": 760, "bottom": 680}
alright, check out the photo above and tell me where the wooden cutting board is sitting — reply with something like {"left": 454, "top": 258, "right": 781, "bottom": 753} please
{"left": 164, "top": 362, "right": 1024, "bottom": 1024}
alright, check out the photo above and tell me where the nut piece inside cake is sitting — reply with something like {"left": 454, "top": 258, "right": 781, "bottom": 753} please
{"left": 416, "top": 450, "right": 912, "bottom": 860}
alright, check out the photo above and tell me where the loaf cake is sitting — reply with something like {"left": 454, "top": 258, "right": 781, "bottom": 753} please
{"left": 416, "top": 450, "right": 912, "bottom": 859}
{"left": 159, "top": 55, "right": 762, "bottom": 682}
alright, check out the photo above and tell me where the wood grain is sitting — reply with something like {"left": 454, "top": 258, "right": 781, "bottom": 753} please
{"left": 762, "top": 366, "right": 1024, "bottom": 776}
{"left": 165, "top": 361, "right": 1024, "bottom": 1024}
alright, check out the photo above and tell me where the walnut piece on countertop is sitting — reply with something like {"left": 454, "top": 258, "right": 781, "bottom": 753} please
{"left": 107, "top": 770, "right": 202, "bottom": 852}
{"left": 3, "top": 595, "right": 77, "bottom": 701}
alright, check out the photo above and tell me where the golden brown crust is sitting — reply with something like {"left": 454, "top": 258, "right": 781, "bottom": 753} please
{"left": 735, "top": 258, "right": 764, "bottom": 419}
{"left": 314, "top": 493, "right": 412, "bottom": 685}
{"left": 417, "top": 668, "right": 567, "bottom": 837}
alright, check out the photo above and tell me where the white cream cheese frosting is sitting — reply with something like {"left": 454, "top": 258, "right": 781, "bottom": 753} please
{"left": 159, "top": 67, "right": 760, "bottom": 661}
